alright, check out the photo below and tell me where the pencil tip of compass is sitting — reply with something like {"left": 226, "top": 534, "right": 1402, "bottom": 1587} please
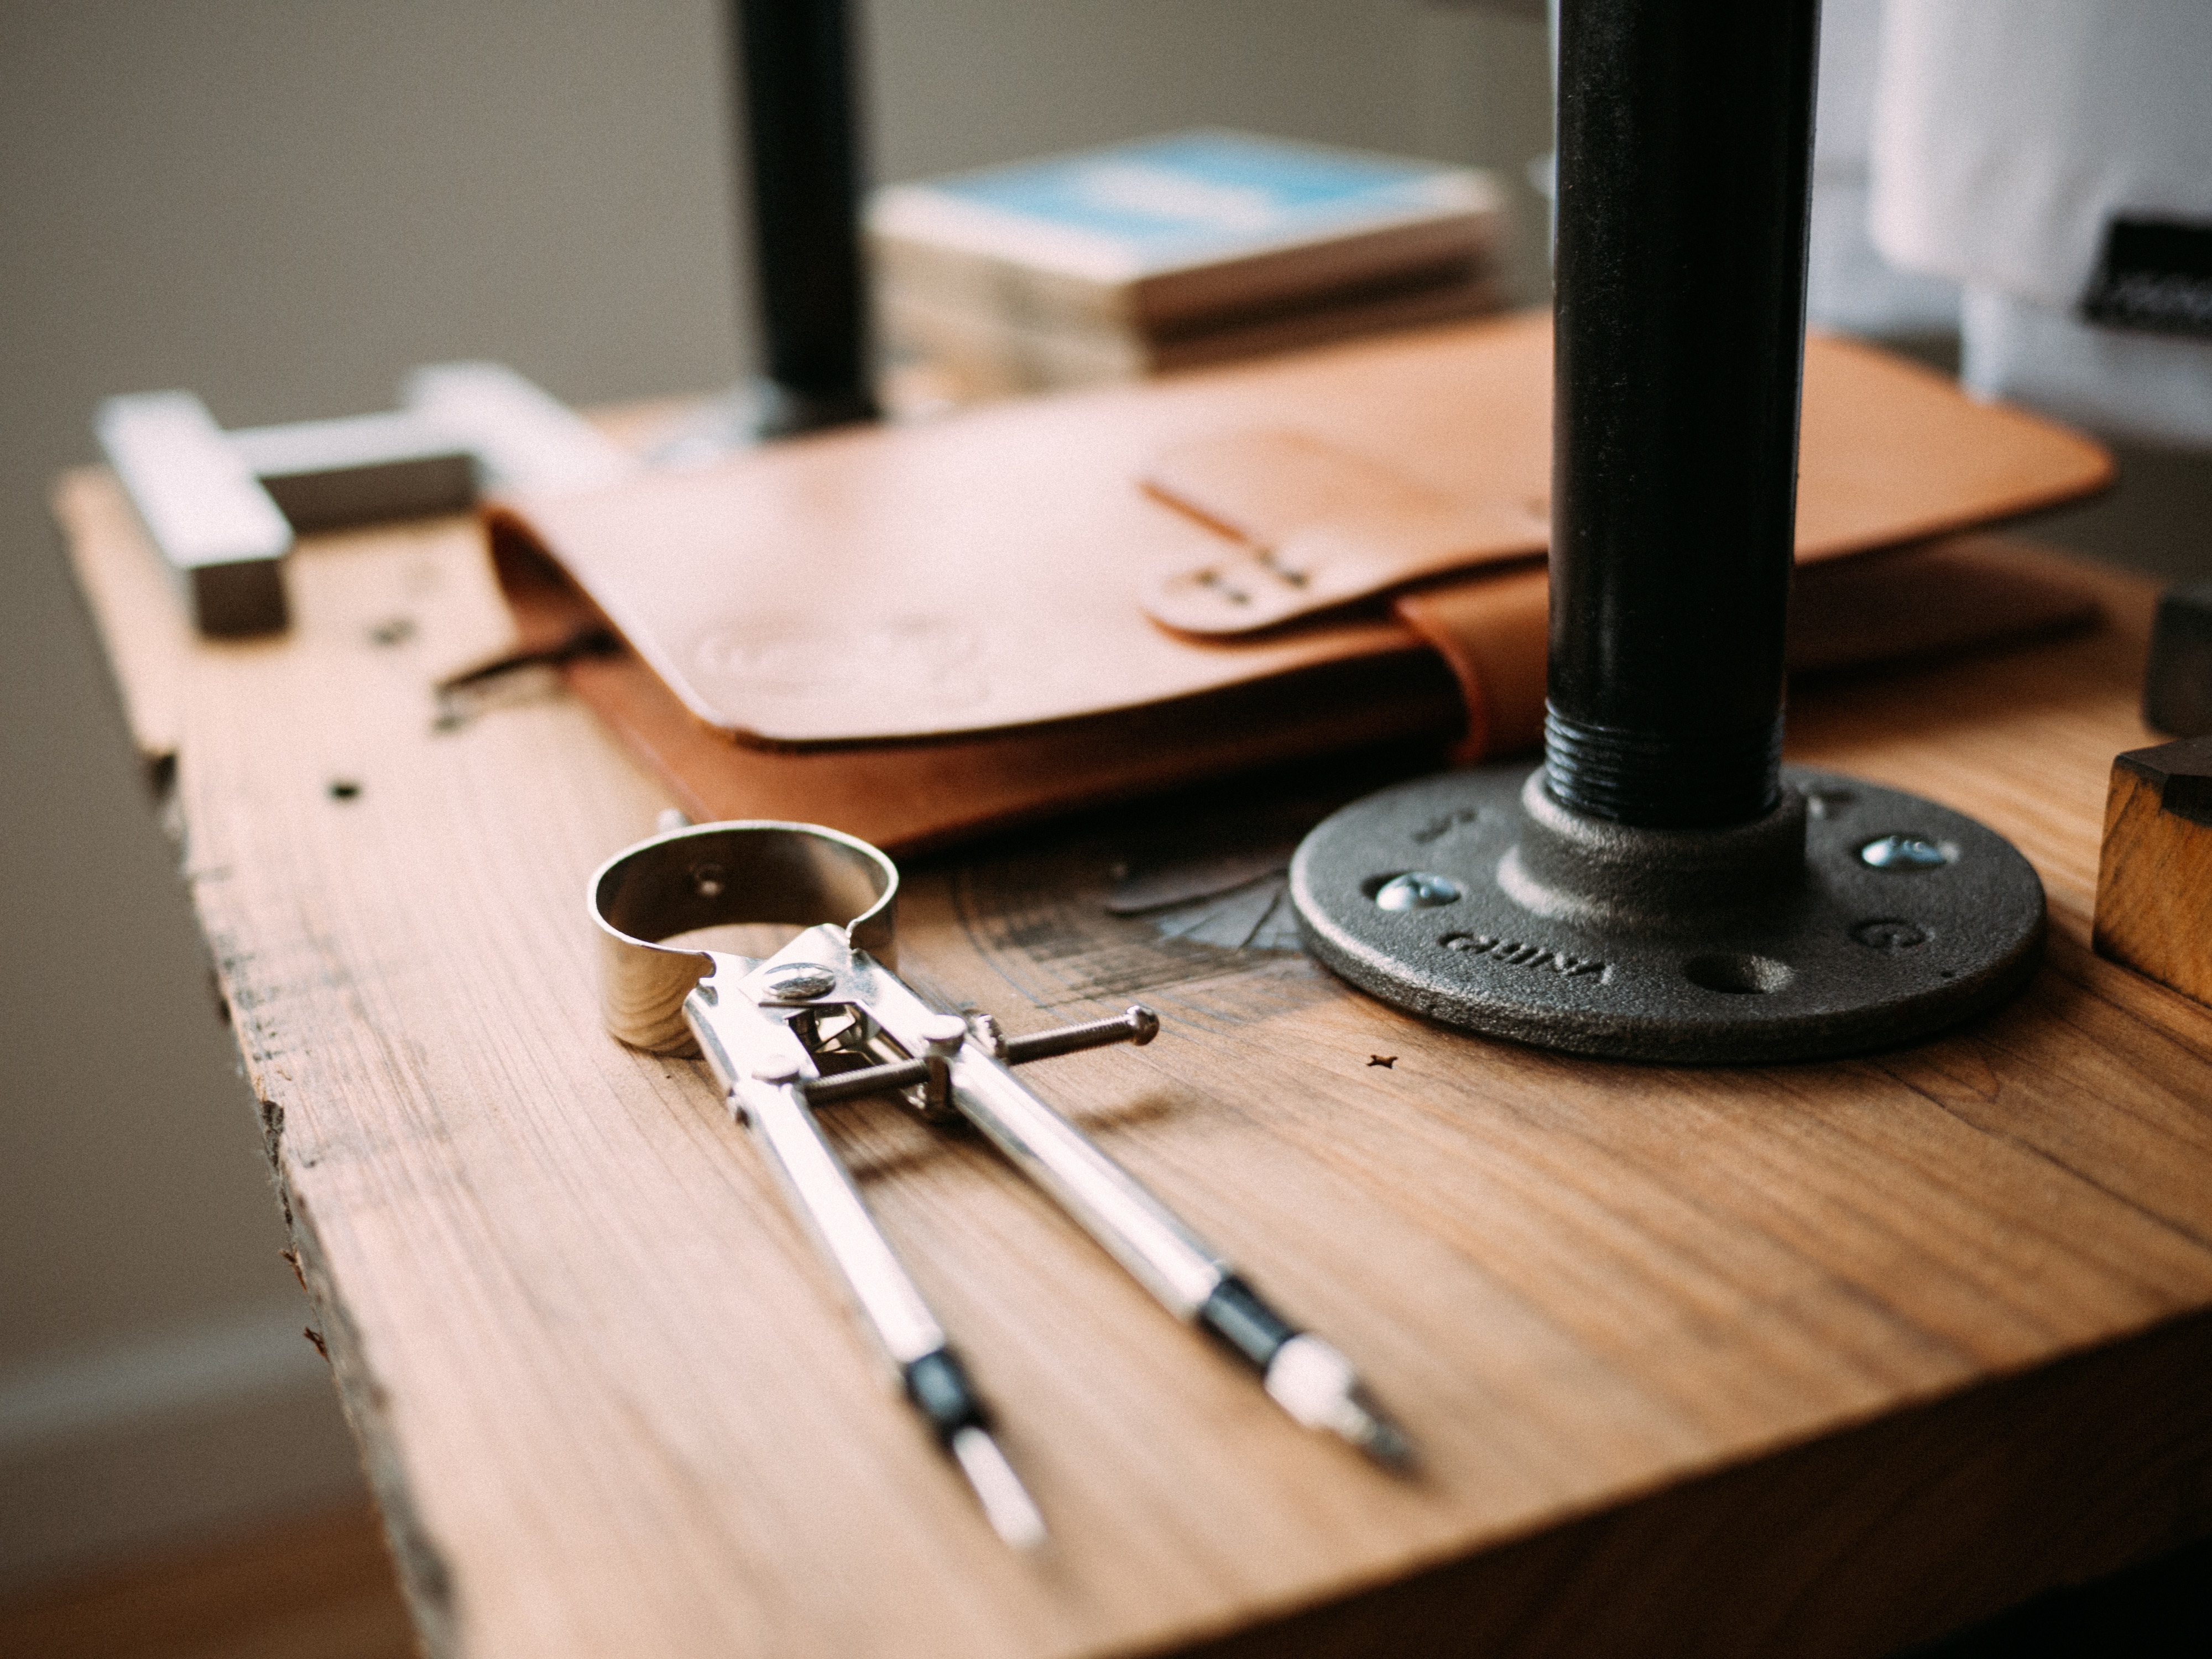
{"left": 950, "top": 1426, "right": 1048, "bottom": 1551}
{"left": 1261, "top": 1334, "right": 1418, "bottom": 1472}
{"left": 1343, "top": 1400, "right": 1418, "bottom": 1473}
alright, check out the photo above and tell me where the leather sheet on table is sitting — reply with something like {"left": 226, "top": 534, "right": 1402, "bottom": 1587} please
{"left": 484, "top": 310, "right": 2111, "bottom": 853}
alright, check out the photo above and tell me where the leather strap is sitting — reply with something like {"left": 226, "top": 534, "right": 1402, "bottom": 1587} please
{"left": 1392, "top": 563, "right": 1551, "bottom": 764}
{"left": 1142, "top": 431, "right": 1545, "bottom": 634}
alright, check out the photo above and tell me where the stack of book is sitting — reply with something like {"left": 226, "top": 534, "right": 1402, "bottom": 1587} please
{"left": 869, "top": 130, "right": 1509, "bottom": 404}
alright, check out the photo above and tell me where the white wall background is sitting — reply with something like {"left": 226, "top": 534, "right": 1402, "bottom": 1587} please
{"left": 0, "top": 0, "right": 1553, "bottom": 1588}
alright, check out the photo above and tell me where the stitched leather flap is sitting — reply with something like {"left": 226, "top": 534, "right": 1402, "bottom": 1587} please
{"left": 1142, "top": 430, "right": 1546, "bottom": 633}
{"left": 1140, "top": 327, "right": 2115, "bottom": 637}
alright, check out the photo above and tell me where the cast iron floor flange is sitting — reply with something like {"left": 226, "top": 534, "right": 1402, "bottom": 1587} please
{"left": 1289, "top": 764, "right": 2046, "bottom": 1063}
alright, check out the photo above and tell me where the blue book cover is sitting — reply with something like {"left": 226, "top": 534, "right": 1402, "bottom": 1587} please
{"left": 873, "top": 130, "right": 1497, "bottom": 288}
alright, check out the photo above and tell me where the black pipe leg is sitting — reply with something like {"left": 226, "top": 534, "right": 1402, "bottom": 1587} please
{"left": 1288, "top": 0, "right": 2046, "bottom": 1063}
{"left": 1547, "top": 0, "right": 1818, "bottom": 828}
{"left": 732, "top": 0, "right": 877, "bottom": 436}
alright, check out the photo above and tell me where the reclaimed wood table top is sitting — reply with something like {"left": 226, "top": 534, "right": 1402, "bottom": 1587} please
{"left": 55, "top": 446, "right": 2212, "bottom": 1659}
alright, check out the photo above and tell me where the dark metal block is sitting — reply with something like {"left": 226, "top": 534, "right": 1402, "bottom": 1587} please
{"left": 2145, "top": 581, "right": 2212, "bottom": 738}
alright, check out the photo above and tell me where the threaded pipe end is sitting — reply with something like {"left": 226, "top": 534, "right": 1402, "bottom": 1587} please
{"left": 1543, "top": 705, "right": 1782, "bottom": 828}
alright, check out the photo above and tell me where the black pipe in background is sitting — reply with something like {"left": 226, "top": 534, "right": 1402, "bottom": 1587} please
{"left": 1545, "top": 0, "right": 1820, "bottom": 828}
{"left": 732, "top": 0, "right": 878, "bottom": 436}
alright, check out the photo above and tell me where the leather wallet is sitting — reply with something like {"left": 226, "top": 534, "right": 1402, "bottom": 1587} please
{"left": 485, "top": 311, "right": 2111, "bottom": 852}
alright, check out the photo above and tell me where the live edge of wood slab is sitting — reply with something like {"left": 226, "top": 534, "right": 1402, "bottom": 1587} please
{"left": 56, "top": 460, "right": 2212, "bottom": 1659}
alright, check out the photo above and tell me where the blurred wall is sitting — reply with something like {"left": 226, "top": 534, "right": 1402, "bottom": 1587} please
{"left": 0, "top": 0, "right": 1553, "bottom": 1587}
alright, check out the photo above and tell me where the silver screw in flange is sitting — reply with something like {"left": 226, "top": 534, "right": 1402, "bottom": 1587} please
{"left": 1375, "top": 873, "right": 1463, "bottom": 911}
{"left": 760, "top": 962, "right": 839, "bottom": 1001}
{"left": 1859, "top": 834, "right": 1954, "bottom": 872}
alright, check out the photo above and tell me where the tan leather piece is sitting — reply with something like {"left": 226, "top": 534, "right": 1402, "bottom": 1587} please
{"left": 491, "top": 310, "right": 2108, "bottom": 747}
{"left": 1392, "top": 562, "right": 1552, "bottom": 763}
{"left": 1144, "top": 431, "right": 1547, "bottom": 633}
{"left": 492, "top": 508, "right": 2099, "bottom": 855}
{"left": 564, "top": 649, "right": 1461, "bottom": 856}
{"left": 1792, "top": 337, "right": 2114, "bottom": 560}
{"left": 491, "top": 363, "right": 1429, "bottom": 749}
{"left": 1138, "top": 325, "right": 2115, "bottom": 637}
{"left": 484, "top": 521, "right": 1460, "bottom": 854}
{"left": 1782, "top": 532, "right": 2105, "bottom": 676}
{"left": 1145, "top": 427, "right": 1464, "bottom": 542}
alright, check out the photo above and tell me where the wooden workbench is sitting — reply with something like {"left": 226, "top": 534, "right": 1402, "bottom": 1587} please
{"left": 57, "top": 449, "right": 2212, "bottom": 1659}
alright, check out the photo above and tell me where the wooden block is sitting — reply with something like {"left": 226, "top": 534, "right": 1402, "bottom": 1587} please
{"left": 2094, "top": 735, "right": 2212, "bottom": 1007}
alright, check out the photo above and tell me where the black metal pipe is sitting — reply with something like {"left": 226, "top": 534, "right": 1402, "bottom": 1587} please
{"left": 731, "top": 0, "right": 878, "bottom": 435}
{"left": 1545, "top": 0, "right": 1820, "bottom": 828}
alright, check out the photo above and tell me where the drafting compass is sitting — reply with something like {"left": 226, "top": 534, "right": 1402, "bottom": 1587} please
{"left": 589, "top": 820, "right": 1409, "bottom": 1548}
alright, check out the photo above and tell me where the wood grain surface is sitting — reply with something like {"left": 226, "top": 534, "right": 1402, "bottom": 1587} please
{"left": 55, "top": 465, "right": 2212, "bottom": 1659}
